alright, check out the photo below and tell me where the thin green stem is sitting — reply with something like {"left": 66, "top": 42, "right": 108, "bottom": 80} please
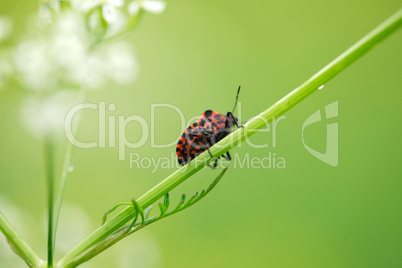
{"left": 57, "top": 9, "right": 402, "bottom": 268}
{"left": 52, "top": 141, "right": 73, "bottom": 250}
{"left": 45, "top": 137, "right": 55, "bottom": 268}
{"left": 53, "top": 90, "right": 86, "bottom": 253}
{"left": 0, "top": 211, "right": 45, "bottom": 268}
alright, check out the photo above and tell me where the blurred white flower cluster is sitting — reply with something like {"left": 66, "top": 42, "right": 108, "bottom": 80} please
{"left": 66, "top": 0, "right": 166, "bottom": 39}
{"left": 0, "top": 16, "right": 12, "bottom": 41}
{"left": 13, "top": 12, "right": 138, "bottom": 91}
{"left": 0, "top": 0, "right": 166, "bottom": 137}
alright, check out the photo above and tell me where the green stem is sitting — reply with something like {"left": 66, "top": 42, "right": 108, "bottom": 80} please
{"left": 52, "top": 142, "right": 73, "bottom": 251}
{"left": 45, "top": 137, "right": 55, "bottom": 268}
{"left": 57, "top": 9, "right": 402, "bottom": 268}
{"left": 0, "top": 211, "right": 45, "bottom": 268}
{"left": 53, "top": 90, "right": 86, "bottom": 253}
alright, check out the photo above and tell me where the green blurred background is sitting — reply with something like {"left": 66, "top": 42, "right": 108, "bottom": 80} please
{"left": 1, "top": 0, "right": 402, "bottom": 267}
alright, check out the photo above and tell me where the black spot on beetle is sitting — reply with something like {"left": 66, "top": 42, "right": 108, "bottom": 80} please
{"left": 204, "top": 110, "right": 212, "bottom": 117}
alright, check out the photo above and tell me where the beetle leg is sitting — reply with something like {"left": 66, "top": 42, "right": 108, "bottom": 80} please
{"left": 226, "top": 111, "right": 244, "bottom": 129}
{"left": 207, "top": 158, "right": 218, "bottom": 169}
{"left": 202, "top": 129, "right": 214, "bottom": 135}
{"left": 201, "top": 131, "right": 214, "bottom": 158}
{"left": 210, "top": 131, "right": 228, "bottom": 145}
{"left": 221, "top": 151, "right": 231, "bottom": 161}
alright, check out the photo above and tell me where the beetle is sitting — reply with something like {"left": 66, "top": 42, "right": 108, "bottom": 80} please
{"left": 176, "top": 86, "right": 242, "bottom": 168}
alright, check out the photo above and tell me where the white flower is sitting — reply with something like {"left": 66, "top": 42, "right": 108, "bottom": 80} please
{"left": 102, "top": 0, "right": 125, "bottom": 23}
{"left": 22, "top": 91, "right": 79, "bottom": 137}
{"left": 142, "top": 0, "right": 166, "bottom": 13}
{"left": 13, "top": 39, "right": 55, "bottom": 90}
{"left": 101, "top": 42, "right": 138, "bottom": 84}
{"left": 103, "top": 8, "right": 128, "bottom": 38}
{"left": 71, "top": 0, "right": 101, "bottom": 12}
{"left": 68, "top": 42, "right": 137, "bottom": 88}
{"left": 128, "top": 0, "right": 166, "bottom": 15}
{"left": 0, "top": 16, "right": 12, "bottom": 41}
{"left": 69, "top": 53, "right": 106, "bottom": 89}
{"left": 39, "top": 1, "right": 61, "bottom": 22}
{"left": 5, "top": 11, "right": 139, "bottom": 136}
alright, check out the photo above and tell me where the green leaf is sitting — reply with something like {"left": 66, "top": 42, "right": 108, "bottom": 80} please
{"left": 144, "top": 205, "right": 153, "bottom": 220}
{"left": 101, "top": 202, "right": 132, "bottom": 226}
{"left": 165, "top": 167, "right": 229, "bottom": 217}
{"left": 158, "top": 203, "right": 167, "bottom": 218}
{"left": 128, "top": 167, "right": 229, "bottom": 235}
{"left": 125, "top": 199, "right": 141, "bottom": 233}
{"left": 183, "top": 193, "right": 198, "bottom": 208}
{"left": 173, "top": 193, "right": 186, "bottom": 212}
{"left": 163, "top": 193, "right": 170, "bottom": 210}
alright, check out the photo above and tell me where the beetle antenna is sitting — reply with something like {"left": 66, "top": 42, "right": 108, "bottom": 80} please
{"left": 231, "top": 85, "right": 241, "bottom": 114}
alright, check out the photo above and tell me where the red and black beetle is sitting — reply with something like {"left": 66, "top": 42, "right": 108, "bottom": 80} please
{"left": 176, "top": 86, "right": 242, "bottom": 168}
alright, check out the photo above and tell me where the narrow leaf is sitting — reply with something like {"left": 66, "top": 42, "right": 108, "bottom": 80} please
{"left": 158, "top": 203, "right": 167, "bottom": 218}
{"left": 182, "top": 193, "right": 198, "bottom": 210}
{"left": 101, "top": 202, "right": 132, "bottom": 226}
{"left": 179, "top": 193, "right": 186, "bottom": 204}
{"left": 172, "top": 193, "right": 186, "bottom": 212}
{"left": 132, "top": 199, "right": 145, "bottom": 226}
{"left": 144, "top": 205, "right": 153, "bottom": 220}
{"left": 163, "top": 193, "right": 170, "bottom": 210}
{"left": 126, "top": 199, "right": 145, "bottom": 233}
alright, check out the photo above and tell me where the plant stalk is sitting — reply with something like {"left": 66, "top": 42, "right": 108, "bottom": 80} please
{"left": 45, "top": 136, "right": 55, "bottom": 268}
{"left": 0, "top": 211, "right": 45, "bottom": 268}
{"left": 57, "top": 8, "right": 402, "bottom": 268}
{"left": 53, "top": 89, "right": 86, "bottom": 253}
